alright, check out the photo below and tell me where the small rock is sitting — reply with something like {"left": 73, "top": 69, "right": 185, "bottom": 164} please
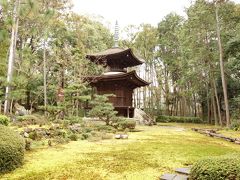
{"left": 24, "top": 132, "right": 29, "bottom": 138}
{"left": 69, "top": 124, "right": 81, "bottom": 133}
{"left": 121, "top": 134, "right": 128, "bottom": 139}
{"left": 49, "top": 124, "right": 61, "bottom": 130}
{"left": 115, "top": 134, "right": 121, "bottom": 139}
{"left": 24, "top": 128, "right": 33, "bottom": 133}
{"left": 235, "top": 141, "right": 240, "bottom": 145}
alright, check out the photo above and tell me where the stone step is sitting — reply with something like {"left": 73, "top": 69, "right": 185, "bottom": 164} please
{"left": 160, "top": 173, "right": 189, "bottom": 180}
{"left": 175, "top": 167, "right": 191, "bottom": 175}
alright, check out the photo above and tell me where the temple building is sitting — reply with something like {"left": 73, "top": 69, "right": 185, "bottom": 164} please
{"left": 86, "top": 22, "right": 150, "bottom": 118}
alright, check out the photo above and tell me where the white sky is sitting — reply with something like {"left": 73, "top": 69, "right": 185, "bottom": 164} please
{"left": 72, "top": 0, "right": 240, "bottom": 31}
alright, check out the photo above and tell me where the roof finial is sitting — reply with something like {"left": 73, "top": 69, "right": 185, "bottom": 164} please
{"left": 114, "top": 20, "right": 119, "bottom": 48}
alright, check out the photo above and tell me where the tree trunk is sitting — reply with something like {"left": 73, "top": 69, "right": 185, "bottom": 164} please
{"left": 26, "top": 90, "right": 30, "bottom": 110}
{"left": 43, "top": 39, "right": 47, "bottom": 116}
{"left": 164, "top": 69, "right": 170, "bottom": 115}
{"left": 211, "top": 94, "right": 218, "bottom": 125}
{"left": 193, "top": 93, "right": 197, "bottom": 117}
{"left": 4, "top": 0, "right": 20, "bottom": 114}
{"left": 212, "top": 79, "right": 222, "bottom": 126}
{"left": 215, "top": 2, "right": 230, "bottom": 127}
{"left": 207, "top": 91, "right": 211, "bottom": 124}
{"left": 10, "top": 99, "right": 14, "bottom": 115}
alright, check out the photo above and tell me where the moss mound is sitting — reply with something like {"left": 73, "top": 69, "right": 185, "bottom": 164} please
{"left": 0, "top": 125, "right": 25, "bottom": 173}
{"left": 190, "top": 154, "right": 240, "bottom": 180}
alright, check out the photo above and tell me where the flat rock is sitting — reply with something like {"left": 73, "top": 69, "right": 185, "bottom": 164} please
{"left": 175, "top": 168, "right": 190, "bottom": 175}
{"left": 160, "top": 173, "right": 189, "bottom": 180}
{"left": 121, "top": 134, "right": 128, "bottom": 139}
{"left": 173, "top": 174, "right": 188, "bottom": 180}
{"left": 235, "top": 140, "right": 240, "bottom": 145}
{"left": 115, "top": 134, "right": 128, "bottom": 139}
{"left": 160, "top": 174, "right": 177, "bottom": 180}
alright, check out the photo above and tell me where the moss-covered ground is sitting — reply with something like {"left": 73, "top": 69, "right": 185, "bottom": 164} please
{"left": 1, "top": 124, "right": 240, "bottom": 180}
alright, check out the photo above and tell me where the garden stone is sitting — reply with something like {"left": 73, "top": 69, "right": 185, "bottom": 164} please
{"left": 115, "top": 134, "right": 128, "bottom": 139}
{"left": 115, "top": 134, "right": 121, "bottom": 139}
{"left": 175, "top": 168, "right": 190, "bottom": 175}
{"left": 23, "top": 132, "right": 29, "bottom": 138}
{"left": 24, "top": 128, "right": 33, "bottom": 133}
{"left": 160, "top": 174, "right": 189, "bottom": 180}
{"left": 134, "top": 108, "right": 155, "bottom": 125}
{"left": 235, "top": 140, "right": 240, "bottom": 145}
{"left": 160, "top": 174, "right": 177, "bottom": 180}
{"left": 69, "top": 124, "right": 81, "bottom": 133}
{"left": 14, "top": 103, "right": 29, "bottom": 116}
{"left": 121, "top": 134, "right": 128, "bottom": 139}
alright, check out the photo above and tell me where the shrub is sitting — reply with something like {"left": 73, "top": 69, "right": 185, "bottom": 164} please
{"left": 83, "top": 127, "right": 93, "bottom": 133}
{"left": 65, "top": 116, "right": 83, "bottom": 125}
{"left": 101, "top": 132, "right": 113, "bottom": 140}
{"left": 52, "top": 137, "right": 69, "bottom": 144}
{"left": 81, "top": 133, "right": 91, "bottom": 140}
{"left": 0, "top": 115, "right": 10, "bottom": 126}
{"left": 16, "top": 114, "right": 46, "bottom": 125}
{"left": 25, "top": 138, "right": 32, "bottom": 151}
{"left": 68, "top": 133, "right": 78, "bottom": 141}
{"left": 117, "top": 119, "right": 136, "bottom": 130}
{"left": 88, "top": 131, "right": 113, "bottom": 141}
{"left": 230, "top": 120, "right": 240, "bottom": 131}
{"left": 156, "top": 115, "right": 202, "bottom": 123}
{"left": 0, "top": 125, "right": 25, "bottom": 173}
{"left": 94, "top": 124, "right": 116, "bottom": 133}
{"left": 28, "top": 130, "right": 44, "bottom": 141}
{"left": 190, "top": 154, "right": 240, "bottom": 180}
{"left": 54, "top": 129, "right": 67, "bottom": 138}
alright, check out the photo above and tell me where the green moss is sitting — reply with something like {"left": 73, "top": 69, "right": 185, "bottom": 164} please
{"left": 1, "top": 125, "right": 240, "bottom": 179}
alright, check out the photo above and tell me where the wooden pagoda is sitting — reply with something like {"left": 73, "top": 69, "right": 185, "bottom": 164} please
{"left": 85, "top": 21, "right": 149, "bottom": 118}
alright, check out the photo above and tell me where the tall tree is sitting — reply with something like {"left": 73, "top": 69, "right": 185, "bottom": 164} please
{"left": 4, "top": 0, "right": 20, "bottom": 114}
{"left": 214, "top": 0, "right": 230, "bottom": 126}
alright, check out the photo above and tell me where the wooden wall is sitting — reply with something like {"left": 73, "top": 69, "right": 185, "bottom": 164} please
{"left": 95, "top": 81, "right": 133, "bottom": 107}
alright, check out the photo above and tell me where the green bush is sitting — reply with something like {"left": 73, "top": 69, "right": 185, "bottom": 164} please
{"left": 28, "top": 130, "right": 44, "bottom": 141}
{"left": 16, "top": 114, "right": 46, "bottom": 125}
{"left": 156, "top": 115, "right": 202, "bottom": 123}
{"left": 0, "top": 125, "right": 25, "bottom": 173}
{"left": 94, "top": 124, "right": 116, "bottom": 133}
{"left": 83, "top": 127, "right": 93, "bottom": 133}
{"left": 0, "top": 115, "right": 10, "bottom": 126}
{"left": 90, "top": 131, "right": 113, "bottom": 140}
{"left": 230, "top": 120, "right": 240, "bottom": 131}
{"left": 52, "top": 137, "right": 69, "bottom": 144}
{"left": 81, "top": 133, "right": 91, "bottom": 140}
{"left": 190, "top": 155, "right": 240, "bottom": 180}
{"left": 117, "top": 119, "right": 136, "bottom": 130}
{"left": 68, "top": 133, "right": 78, "bottom": 141}
{"left": 65, "top": 116, "right": 83, "bottom": 125}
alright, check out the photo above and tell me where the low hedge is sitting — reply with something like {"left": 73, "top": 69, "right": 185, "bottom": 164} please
{"left": 117, "top": 119, "right": 136, "bottom": 130}
{"left": 190, "top": 155, "right": 240, "bottom": 180}
{"left": 0, "top": 125, "right": 25, "bottom": 173}
{"left": 0, "top": 115, "right": 10, "bottom": 126}
{"left": 156, "top": 115, "right": 202, "bottom": 123}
